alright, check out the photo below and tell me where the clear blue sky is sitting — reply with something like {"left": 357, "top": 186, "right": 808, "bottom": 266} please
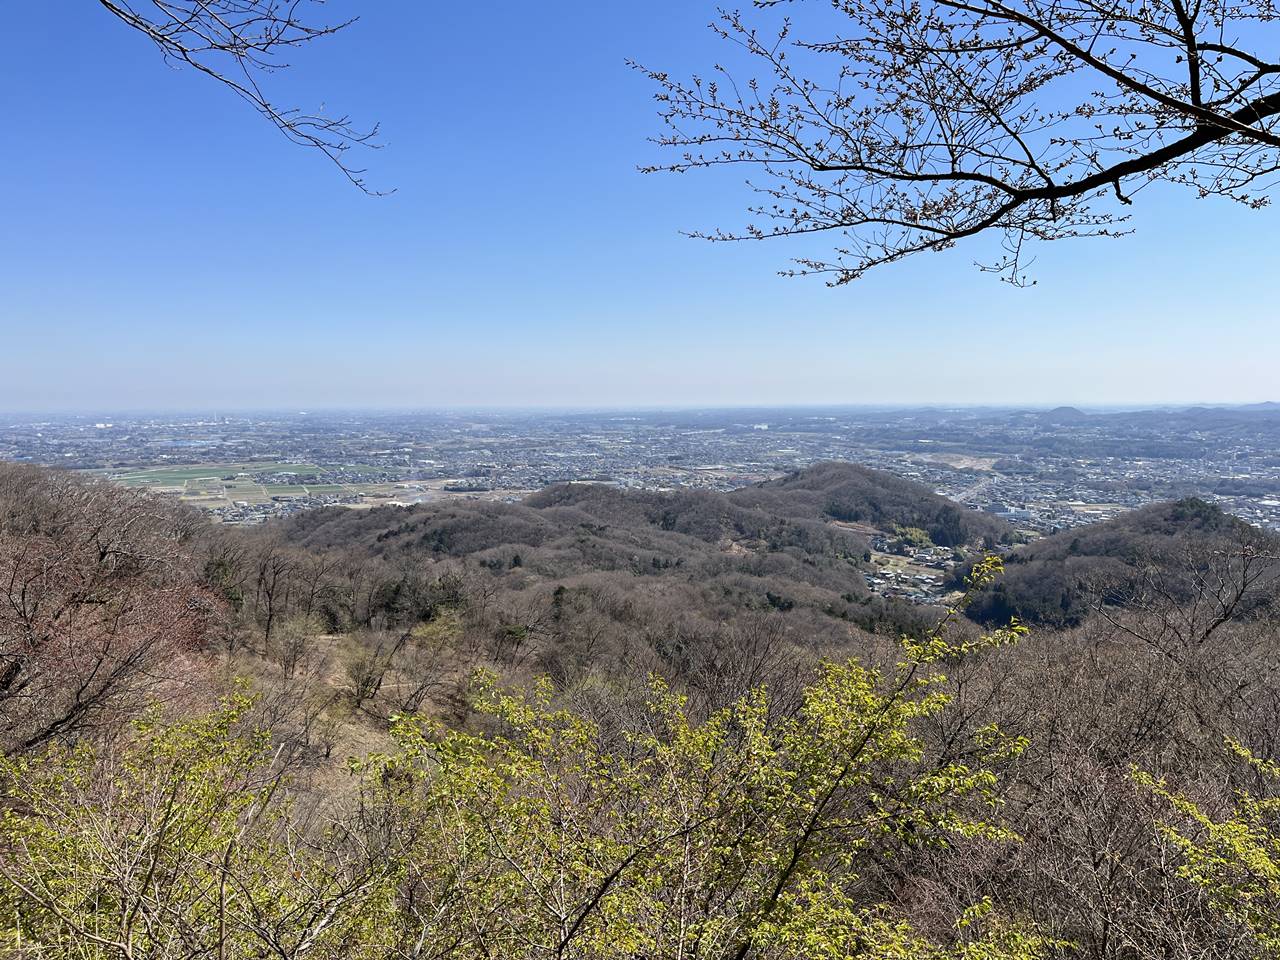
{"left": 1, "top": 2, "right": 1275, "bottom": 411}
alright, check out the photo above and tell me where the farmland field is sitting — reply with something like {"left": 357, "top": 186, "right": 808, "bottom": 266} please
{"left": 78, "top": 462, "right": 521, "bottom": 517}
{"left": 82, "top": 462, "right": 360, "bottom": 510}
{"left": 100, "top": 462, "right": 323, "bottom": 486}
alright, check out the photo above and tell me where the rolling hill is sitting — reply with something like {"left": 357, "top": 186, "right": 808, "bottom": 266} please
{"left": 964, "top": 498, "right": 1280, "bottom": 627}
{"left": 276, "top": 463, "right": 1009, "bottom": 658}
{"left": 726, "top": 462, "right": 1014, "bottom": 547}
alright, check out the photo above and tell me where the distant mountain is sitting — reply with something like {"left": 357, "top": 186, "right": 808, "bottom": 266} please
{"left": 1036, "top": 406, "right": 1089, "bottom": 423}
{"left": 965, "top": 498, "right": 1279, "bottom": 627}
{"left": 1177, "top": 402, "right": 1280, "bottom": 421}
{"left": 727, "top": 462, "right": 1014, "bottom": 547}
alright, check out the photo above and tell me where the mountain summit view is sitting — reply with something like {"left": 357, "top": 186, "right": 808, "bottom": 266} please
{"left": 4, "top": 3, "right": 1280, "bottom": 958}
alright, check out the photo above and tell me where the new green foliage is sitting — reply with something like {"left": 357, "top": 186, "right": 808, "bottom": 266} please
{"left": 0, "top": 695, "right": 390, "bottom": 958}
{"left": 1139, "top": 742, "right": 1280, "bottom": 952}
{"left": 0, "top": 559, "right": 1057, "bottom": 959}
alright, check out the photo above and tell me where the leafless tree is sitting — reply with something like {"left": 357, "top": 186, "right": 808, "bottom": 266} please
{"left": 344, "top": 626, "right": 410, "bottom": 712}
{"left": 96, "top": 0, "right": 383, "bottom": 192}
{"left": 253, "top": 542, "right": 297, "bottom": 645}
{"left": 1093, "top": 531, "right": 1279, "bottom": 656}
{"left": 0, "top": 465, "right": 215, "bottom": 755}
{"left": 271, "top": 613, "right": 321, "bottom": 680}
{"left": 639, "top": 0, "right": 1280, "bottom": 284}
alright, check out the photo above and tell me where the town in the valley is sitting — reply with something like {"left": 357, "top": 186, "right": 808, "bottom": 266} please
{"left": 5, "top": 404, "right": 1279, "bottom": 607}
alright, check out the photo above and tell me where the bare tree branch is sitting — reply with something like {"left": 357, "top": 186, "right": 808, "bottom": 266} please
{"left": 637, "top": 0, "right": 1280, "bottom": 284}
{"left": 96, "top": 0, "right": 386, "bottom": 194}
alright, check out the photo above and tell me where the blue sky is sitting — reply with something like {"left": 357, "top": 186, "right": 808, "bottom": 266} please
{"left": 0, "top": 2, "right": 1275, "bottom": 411}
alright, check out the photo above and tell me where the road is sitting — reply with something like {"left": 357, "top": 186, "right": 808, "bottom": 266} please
{"left": 953, "top": 473, "right": 999, "bottom": 504}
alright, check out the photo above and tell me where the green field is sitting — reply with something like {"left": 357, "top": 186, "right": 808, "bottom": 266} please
{"left": 102, "top": 462, "right": 323, "bottom": 486}
{"left": 82, "top": 462, "right": 424, "bottom": 514}
{"left": 88, "top": 462, "right": 333, "bottom": 509}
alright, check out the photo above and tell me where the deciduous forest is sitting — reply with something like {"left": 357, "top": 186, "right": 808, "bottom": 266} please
{"left": 3, "top": 463, "right": 1280, "bottom": 958}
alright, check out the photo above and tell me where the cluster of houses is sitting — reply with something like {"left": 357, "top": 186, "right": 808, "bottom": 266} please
{"left": 862, "top": 565, "right": 949, "bottom": 605}
{"left": 213, "top": 490, "right": 361, "bottom": 525}
{"left": 862, "top": 535, "right": 961, "bottom": 605}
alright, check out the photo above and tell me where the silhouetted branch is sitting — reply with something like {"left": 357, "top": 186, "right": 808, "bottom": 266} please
{"left": 97, "top": 0, "right": 386, "bottom": 193}
{"left": 637, "top": 0, "right": 1280, "bottom": 284}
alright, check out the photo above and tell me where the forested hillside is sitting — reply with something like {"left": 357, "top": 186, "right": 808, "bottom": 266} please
{"left": 5, "top": 464, "right": 1280, "bottom": 958}
{"left": 727, "top": 462, "right": 1014, "bottom": 547}
{"left": 275, "top": 466, "right": 987, "bottom": 666}
{"left": 964, "top": 498, "right": 1280, "bottom": 627}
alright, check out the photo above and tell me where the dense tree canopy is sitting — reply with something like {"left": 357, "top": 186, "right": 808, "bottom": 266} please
{"left": 5, "top": 468, "right": 1280, "bottom": 957}
{"left": 0, "top": 578, "right": 1050, "bottom": 960}
{"left": 962, "top": 498, "right": 1280, "bottom": 626}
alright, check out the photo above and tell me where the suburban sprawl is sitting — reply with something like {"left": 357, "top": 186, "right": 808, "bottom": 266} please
{"left": 2, "top": 406, "right": 1278, "bottom": 537}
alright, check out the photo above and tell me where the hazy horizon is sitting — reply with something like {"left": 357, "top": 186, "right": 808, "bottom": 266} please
{"left": 3, "top": 400, "right": 1276, "bottom": 419}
